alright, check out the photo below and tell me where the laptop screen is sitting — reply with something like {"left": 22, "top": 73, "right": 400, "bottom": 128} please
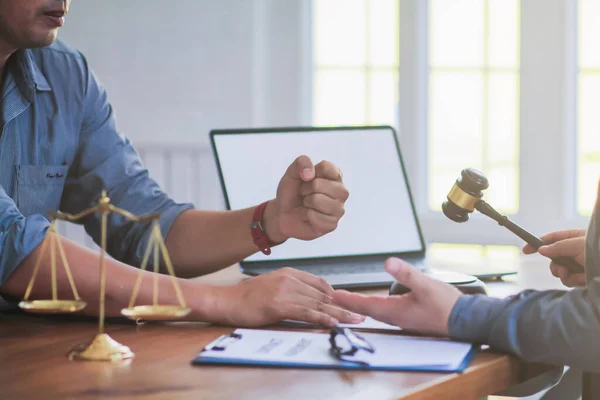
{"left": 211, "top": 126, "right": 425, "bottom": 262}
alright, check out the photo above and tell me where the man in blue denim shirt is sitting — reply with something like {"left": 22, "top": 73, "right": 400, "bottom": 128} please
{"left": 0, "top": 0, "right": 365, "bottom": 328}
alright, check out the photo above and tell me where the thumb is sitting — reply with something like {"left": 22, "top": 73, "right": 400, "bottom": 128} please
{"left": 385, "top": 258, "right": 428, "bottom": 292}
{"left": 284, "top": 155, "right": 315, "bottom": 182}
{"left": 522, "top": 243, "right": 539, "bottom": 255}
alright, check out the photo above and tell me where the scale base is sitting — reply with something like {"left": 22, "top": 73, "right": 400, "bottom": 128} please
{"left": 69, "top": 333, "right": 134, "bottom": 361}
{"left": 19, "top": 299, "right": 86, "bottom": 314}
{"left": 121, "top": 305, "right": 191, "bottom": 321}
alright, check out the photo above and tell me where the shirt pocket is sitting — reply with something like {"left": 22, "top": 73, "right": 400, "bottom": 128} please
{"left": 17, "top": 165, "right": 68, "bottom": 217}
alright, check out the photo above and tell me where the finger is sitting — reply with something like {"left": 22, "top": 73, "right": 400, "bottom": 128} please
{"left": 278, "top": 267, "right": 334, "bottom": 297}
{"left": 284, "top": 155, "right": 315, "bottom": 182}
{"left": 314, "top": 160, "right": 344, "bottom": 182}
{"left": 293, "top": 295, "right": 365, "bottom": 324}
{"left": 384, "top": 258, "right": 429, "bottom": 293}
{"left": 522, "top": 243, "right": 539, "bottom": 254}
{"left": 283, "top": 304, "right": 340, "bottom": 327}
{"left": 561, "top": 274, "right": 586, "bottom": 288}
{"left": 538, "top": 238, "right": 584, "bottom": 259}
{"left": 550, "top": 264, "right": 566, "bottom": 278}
{"left": 538, "top": 229, "right": 586, "bottom": 245}
{"left": 549, "top": 263, "right": 585, "bottom": 285}
{"left": 277, "top": 275, "right": 365, "bottom": 324}
{"left": 303, "top": 193, "right": 345, "bottom": 218}
{"left": 289, "top": 275, "right": 335, "bottom": 303}
{"left": 295, "top": 208, "right": 339, "bottom": 235}
{"left": 332, "top": 290, "right": 403, "bottom": 326}
{"left": 523, "top": 230, "right": 586, "bottom": 254}
{"left": 550, "top": 264, "right": 586, "bottom": 287}
{"left": 299, "top": 179, "right": 349, "bottom": 202}
{"left": 307, "top": 209, "right": 339, "bottom": 235}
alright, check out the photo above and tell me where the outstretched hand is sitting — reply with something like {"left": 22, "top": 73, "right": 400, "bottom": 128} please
{"left": 333, "top": 258, "right": 462, "bottom": 336}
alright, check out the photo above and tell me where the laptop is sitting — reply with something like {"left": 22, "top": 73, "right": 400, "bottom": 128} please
{"left": 210, "top": 125, "right": 513, "bottom": 289}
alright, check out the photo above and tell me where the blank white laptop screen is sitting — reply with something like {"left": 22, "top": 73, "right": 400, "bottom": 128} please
{"left": 212, "top": 127, "right": 424, "bottom": 262}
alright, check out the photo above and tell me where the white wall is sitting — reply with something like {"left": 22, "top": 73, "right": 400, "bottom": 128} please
{"left": 58, "top": 0, "right": 309, "bottom": 211}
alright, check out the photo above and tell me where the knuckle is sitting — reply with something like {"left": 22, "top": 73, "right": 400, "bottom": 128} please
{"left": 307, "top": 208, "right": 318, "bottom": 223}
{"left": 302, "top": 307, "right": 313, "bottom": 321}
{"left": 318, "top": 276, "right": 329, "bottom": 289}
{"left": 299, "top": 181, "right": 311, "bottom": 195}
{"left": 321, "top": 225, "right": 333, "bottom": 235}
{"left": 310, "top": 194, "right": 322, "bottom": 207}
{"left": 315, "top": 300, "right": 326, "bottom": 313}
{"left": 320, "top": 313, "right": 332, "bottom": 326}
{"left": 319, "top": 160, "right": 332, "bottom": 170}
{"left": 341, "top": 309, "right": 353, "bottom": 321}
{"left": 303, "top": 195, "right": 313, "bottom": 208}
{"left": 312, "top": 179, "right": 323, "bottom": 193}
{"left": 275, "top": 274, "right": 291, "bottom": 287}
{"left": 342, "top": 189, "right": 350, "bottom": 201}
{"left": 280, "top": 266, "right": 294, "bottom": 274}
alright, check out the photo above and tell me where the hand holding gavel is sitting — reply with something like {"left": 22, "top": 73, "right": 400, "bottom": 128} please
{"left": 442, "top": 168, "right": 585, "bottom": 274}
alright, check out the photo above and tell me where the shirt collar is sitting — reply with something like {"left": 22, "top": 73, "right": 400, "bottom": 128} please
{"left": 8, "top": 49, "right": 52, "bottom": 101}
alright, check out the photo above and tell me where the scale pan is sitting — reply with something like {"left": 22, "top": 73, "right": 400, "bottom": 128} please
{"left": 121, "top": 305, "right": 191, "bottom": 320}
{"left": 19, "top": 300, "right": 87, "bottom": 313}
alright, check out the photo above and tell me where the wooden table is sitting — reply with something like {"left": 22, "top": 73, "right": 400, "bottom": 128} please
{"left": 1, "top": 255, "right": 564, "bottom": 400}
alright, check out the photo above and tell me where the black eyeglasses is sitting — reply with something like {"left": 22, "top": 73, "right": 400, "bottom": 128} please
{"left": 329, "top": 327, "right": 375, "bottom": 366}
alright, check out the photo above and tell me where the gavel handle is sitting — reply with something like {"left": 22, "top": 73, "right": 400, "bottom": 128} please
{"left": 475, "top": 201, "right": 585, "bottom": 274}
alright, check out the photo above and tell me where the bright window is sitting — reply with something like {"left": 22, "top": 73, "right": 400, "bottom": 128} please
{"left": 311, "top": 1, "right": 590, "bottom": 246}
{"left": 312, "top": 0, "right": 399, "bottom": 127}
{"left": 428, "top": 0, "right": 520, "bottom": 214}
{"left": 578, "top": 0, "right": 600, "bottom": 215}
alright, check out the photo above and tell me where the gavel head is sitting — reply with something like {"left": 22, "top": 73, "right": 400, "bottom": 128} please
{"left": 441, "top": 168, "right": 489, "bottom": 222}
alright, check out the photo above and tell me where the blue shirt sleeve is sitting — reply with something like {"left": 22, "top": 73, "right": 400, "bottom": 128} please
{"left": 60, "top": 53, "right": 193, "bottom": 266}
{"left": 0, "top": 185, "right": 50, "bottom": 306}
{"left": 448, "top": 192, "right": 600, "bottom": 373}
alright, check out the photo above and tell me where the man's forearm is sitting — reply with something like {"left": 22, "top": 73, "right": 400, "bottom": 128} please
{"left": 0, "top": 233, "right": 220, "bottom": 320}
{"left": 448, "top": 285, "right": 600, "bottom": 373}
{"left": 165, "top": 202, "right": 281, "bottom": 277}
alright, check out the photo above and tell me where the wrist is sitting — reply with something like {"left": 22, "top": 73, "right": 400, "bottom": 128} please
{"left": 447, "top": 294, "right": 503, "bottom": 342}
{"left": 198, "top": 284, "right": 245, "bottom": 326}
{"left": 261, "top": 200, "right": 288, "bottom": 244}
{"left": 183, "top": 281, "right": 224, "bottom": 323}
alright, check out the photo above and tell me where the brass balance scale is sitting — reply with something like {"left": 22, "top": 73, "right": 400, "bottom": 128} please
{"left": 18, "top": 191, "right": 190, "bottom": 361}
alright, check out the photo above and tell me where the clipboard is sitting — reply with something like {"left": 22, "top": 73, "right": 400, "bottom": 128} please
{"left": 192, "top": 328, "right": 476, "bottom": 373}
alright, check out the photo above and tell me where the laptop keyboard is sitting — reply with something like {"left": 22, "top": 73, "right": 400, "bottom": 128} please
{"left": 250, "top": 261, "right": 393, "bottom": 277}
{"left": 295, "top": 262, "right": 384, "bottom": 276}
{"left": 248, "top": 259, "right": 517, "bottom": 280}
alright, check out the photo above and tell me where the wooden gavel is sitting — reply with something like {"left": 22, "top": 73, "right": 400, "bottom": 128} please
{"left": 442, "top": 168, "right": 584, "bottom": 274}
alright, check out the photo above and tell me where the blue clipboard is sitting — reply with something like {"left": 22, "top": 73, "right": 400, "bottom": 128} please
{"left": 192, "top": 329, "right": 477, "bottom": 373}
